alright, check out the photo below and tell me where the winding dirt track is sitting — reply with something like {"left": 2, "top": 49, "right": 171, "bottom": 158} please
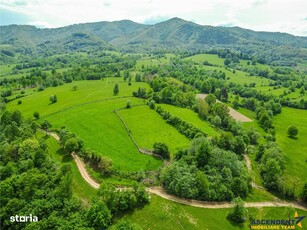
{"left": 45, "top": 131, "right": 307, "bottom": 211}
{"left": 72, "top": 153, "right": 100, "bottom": 189}
{"left": 147, "top": 187, "right": 307, "bottom": 210}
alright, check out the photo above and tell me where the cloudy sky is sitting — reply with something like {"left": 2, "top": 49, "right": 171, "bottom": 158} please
{"left": 1, "top": 0, "right": 307, "bottom": 36}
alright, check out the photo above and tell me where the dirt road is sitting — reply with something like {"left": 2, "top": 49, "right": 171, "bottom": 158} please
{"left": 45, "top": 131, "right": 307, "bottom": 211}
{"left": 71, "top": 153, "right": 100, "bottom": 189}
{"left": 147, "top": 187, "right": 307, "bottom": 210}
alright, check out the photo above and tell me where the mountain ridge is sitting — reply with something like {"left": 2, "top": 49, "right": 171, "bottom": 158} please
{"left": 1, "top": 17, "right": 307, "bottom": 64}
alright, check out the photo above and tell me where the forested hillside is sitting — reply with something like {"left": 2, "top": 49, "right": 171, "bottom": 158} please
{"left": 1, "top": 18, "right": 307, "bottom": 65}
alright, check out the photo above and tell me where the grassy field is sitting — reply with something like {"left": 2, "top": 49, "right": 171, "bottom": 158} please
{"left": 7, "top": 78, "right": 150, "bottom": 118}
{"left": 0, "top": 64, "right": 15, "bottom": 76}
{"left": 226, "top": 69, "right": 272, "bottom": 87}
{"left": 118, "top": 195, "right": 307, "bottom": 230}
{"left": 183, "top": 54, "right": 225, "bottom": 66}
{"left": 200, "top": 65, "right": 272, "bottom": 87}
{"left": 135, "top": 53, "right": 175, "bottom": 70}
{"left": 159, "top": 104, "right": 218, "bottom": 137}
{"left": 7, "top": 78, "right": 161, "bottom": 172}
{"left": 239, "top": 60, "right": 273, "bottom": 71}
{"left": 273, "top": 107, "right": 307, "bottom": 185}
{"left": 37, "top": 132, "right": 97, "bottom": 204}
{"left": 117, "top": 105, "right": 190, "bottom": 154}
{"left": 42, "top": 99, "right": 162, "bottom": 172}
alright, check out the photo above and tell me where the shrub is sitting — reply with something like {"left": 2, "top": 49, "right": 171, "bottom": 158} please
{"left": 153, "top": 142, "right": 170, "bottom": 159}
{"left": 148, "top": 100, "right": 156, "bottom": 110}
{"left": 49, "top": 95, "right": 57, "bottom": 104}
{"left": 287, "top": 125, "right": 298, "bottom": 137}
{"left": 227, "top": 197, "right": 246, "bottom": 223}
{"left": 126, "top": 100, "right": 131, "bottom": 108}
{"left": 33, "top": 112, "right": 40, "bottom": 120}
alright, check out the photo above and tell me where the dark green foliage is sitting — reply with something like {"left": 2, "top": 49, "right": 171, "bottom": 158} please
{"left": 196, "top": 99, "right": 209, "bottom": 119}
{"left": 242, "top": 98, "right": 257, "bottom": 111}
{"left": 86, "top": 200, "right": 112, "bottom": 230}
{"left": 195, "top": 140, "right": 211, "bottom": 168}
{"left": 135, "top": 73, "right": 142, "bottom": 82}
{"left": 224, "top": 59, "right": 231, "bottom": 66}
{"left": 212, "top": 115, "right": 222, "bottom": 127}
{"left": 205, "top": 94, "right": 216, "bottom": 106}
{"left": 247, "top": 128, "right": 260, "bottom": 145}
{"left": 97, "top": 157, "right": 113, "bottom": 175}
{"left": 148, "top": 100, "right": 156, "bottom": 110}
{"left": 1, "top": 90, "right": 12, "bottom": 97}
{"left": 156, "top": 106, "right": 205, "bottom": 139}
{"left": 227, "top": 197, "right": 246, "bottom": 223}
{"left": 161, "top": 161, "right": 199, "bottom": 199}
{"left": 153, "top": 142, "right": 170, "bottom": 159}
{"left": 301, "top": 183, "right": 307, "bottom": 203}
{"left": 113, "top": 84, "right": 119, "bottom": 96}
{"left": 40, "top": 120, "right": 51, "bottom": 133}
{"left": 258, "top": 142, "right": 285, "bottom": 192}
{"left": 49, "top": 95, "right": 57, "bottom": 104}
{"left": 64, "top": 137, "right": 81, "bottom": 153}
{"left": 161, "top": 137, "right": 250, "bottom": 201}
{"left": 126, "top": 100, "right": 131, "bottom": 109}
{"left": 33, "top": 112, "right": 40, "bottom": 120}
{"left": 82, "top": 149, "right": 113, "bottom": 174}
{"left": 133, "top": 87, "right": 148, "bottom": 99}
{"left": 98, "top": 182, "right": 149, "bottom": 214}
{"left": 287, "top": 125, "right": 298, "bottom": 137}
{"left": 257, "top": 107, "right": 272, "bottom": 130}
{"left": 233, "top": 136, "right": 246, "bottom": 155}
{"left": 0, "top": 110, "right": 92, "bottom": 229}
{"left": 110, "top": 220, "right": 143, "bottom": 230}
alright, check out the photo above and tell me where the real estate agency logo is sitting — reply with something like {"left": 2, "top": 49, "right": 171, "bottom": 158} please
{"left": 250, "top": 211, "right": 306, "bottom": 229}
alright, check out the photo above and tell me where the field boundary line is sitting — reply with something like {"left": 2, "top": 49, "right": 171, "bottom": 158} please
{"left": 42, "top": 96, "right": 133, "bottom": 118}
{"left": 114, "top": 104, "right": 164, "bottom": 160}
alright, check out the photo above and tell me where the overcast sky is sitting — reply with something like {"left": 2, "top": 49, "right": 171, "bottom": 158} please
{"left": 1, "top": 0, "right": 307, "bottom": 36}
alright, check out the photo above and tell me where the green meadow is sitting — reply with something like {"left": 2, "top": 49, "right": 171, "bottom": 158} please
{"left": 41, "top": 99, "right": 162, "bottom": 172}
{"left": 237, "top": 105, "right": 307, "bottom": 187}
{"left": 159, "top": 103, "right": 218, "bottom": 137}
{"left": 226, "top": 69, "right": 272, "bottom": 86}
{"left": 0, "top": 64, "right": 15, "bottom": 76}
{"left": 183, "top": 53, "right": 225, "bottom": 66}
{"left": 7, "top": 78, "right": 161, "bottom": 172}
{"left": 8, "top": 78, "right": 150, "bottom": 118}
{"left": 117, "top": 105, "right": 190, "bottom": 154}
{"left": 273, "top": 107, "right": 307, "bottom": 185}
{"left": 119, "top": 195, "right": 307, "bottom": 230}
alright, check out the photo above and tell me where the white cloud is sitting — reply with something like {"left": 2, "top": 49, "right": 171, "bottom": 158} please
{"left": 1, "top": 0, "right": 307, "bottom": 36}
{"left": 27, "top": 20, "right": 55, "bottom": 28}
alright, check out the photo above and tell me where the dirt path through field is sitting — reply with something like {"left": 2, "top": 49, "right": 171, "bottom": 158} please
{"left": 196, "top": 94, "right": 252, "bottom": 122}
{"left": 44, "top": 131, "right": 307, "bottom": 211}
{"left": 147, "top": 187, "right": 307, "bottom": 210}
{"left": 71, "top": 153, "right": 100, "bottom": 189}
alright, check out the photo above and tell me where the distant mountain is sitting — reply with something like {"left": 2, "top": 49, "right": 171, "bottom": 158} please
{"left": 1, "top": 17, "right": 307, "bottom": 64}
